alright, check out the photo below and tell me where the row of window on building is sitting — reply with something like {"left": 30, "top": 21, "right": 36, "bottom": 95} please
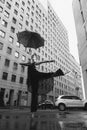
{"left": 0, "top": 42, "right": 26, "bottom": 61}
{"left": 2, "top": 72, "right": 25, "bottom": 84}
{"left": 0, "top": 0, "right": 48, "bottom": 26}
{"left": 0, "top": 0, "right": 47, "bottom": 19}
{"left": 0, "top": 11, "right": 47, "bottom": 35}
{"left": 2, "top": 71, "right": 71, "bottom": 95}
{"left": 0, "top": 41, "right": 54, "bottom": 71}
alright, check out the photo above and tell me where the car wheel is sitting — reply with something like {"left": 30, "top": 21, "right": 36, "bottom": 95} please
{"left": 58, "top": 103, "right": 66, "bottom": 111}
{"left": 84, "top": 103, "right": 87, "bottom": 110}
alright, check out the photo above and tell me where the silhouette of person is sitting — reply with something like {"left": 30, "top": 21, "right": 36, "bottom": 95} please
{"left": 27, "top": 62, "right": 55, "bottom": 112}
{"left": 20, "top": 55, "right": 64, "bottom": 112}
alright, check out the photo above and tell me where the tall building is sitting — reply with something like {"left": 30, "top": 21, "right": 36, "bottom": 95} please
{"left": 0, "top": 0, "right": 83, "bottom": 106}
{"left": 72, "top": 0, "right": 87, "bottom": 99}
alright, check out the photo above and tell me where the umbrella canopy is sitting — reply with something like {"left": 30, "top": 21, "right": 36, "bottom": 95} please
{"left": 16, "top": 30, "right": 44, "bottom": 49}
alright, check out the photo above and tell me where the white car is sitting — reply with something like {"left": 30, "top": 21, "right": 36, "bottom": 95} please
{"left": 55, "top": 95, "right": 87, "bottom": 111}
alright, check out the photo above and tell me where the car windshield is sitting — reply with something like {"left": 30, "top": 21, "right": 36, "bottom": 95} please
{"left": 45, "top": 100, "right": 52, "bottom": 103}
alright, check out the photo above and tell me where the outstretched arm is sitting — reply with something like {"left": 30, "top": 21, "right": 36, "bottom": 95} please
{"left": 35, "top": 60, "right": 55, "bottom": 65}
{"left": 19, "top": 60, "right": 55, "bottom": 66}
{"left": 19, "top": 62, "right": 35, "bottom": 66}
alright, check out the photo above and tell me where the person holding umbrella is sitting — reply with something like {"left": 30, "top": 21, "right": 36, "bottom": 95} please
{"left": 17, "top": 31, "right": 65, "bottom": 113}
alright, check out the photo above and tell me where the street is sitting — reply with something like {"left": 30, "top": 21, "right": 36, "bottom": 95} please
{"left": 0, "top": 109, "right": 87, "bottom": 130}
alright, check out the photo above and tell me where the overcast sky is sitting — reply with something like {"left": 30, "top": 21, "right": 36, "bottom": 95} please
{"left": 39, "top": 0, "right": 79, "bottom": 63}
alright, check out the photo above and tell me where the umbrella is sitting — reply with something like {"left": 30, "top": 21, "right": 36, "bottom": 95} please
{"left": 16, "top": 30, "right": 44, "bottom": 49}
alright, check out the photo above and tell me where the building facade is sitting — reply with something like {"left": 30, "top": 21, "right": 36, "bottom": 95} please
{"left": 0, "top": 0, "right": 83, "bottom": 106}
{"left": 72, "top": 0, "right": 87, "bottom": 99}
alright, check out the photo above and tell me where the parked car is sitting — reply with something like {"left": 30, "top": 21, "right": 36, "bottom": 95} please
{"left": 55, "top": 95, "right": 87, "bottom": 111}
{"left": 38, "top": 100, "right": 54, "bottom": 109}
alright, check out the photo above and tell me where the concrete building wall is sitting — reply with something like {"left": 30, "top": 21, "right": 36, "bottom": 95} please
{"left": 72, "top": 0, "right": 87, "bottom": 99}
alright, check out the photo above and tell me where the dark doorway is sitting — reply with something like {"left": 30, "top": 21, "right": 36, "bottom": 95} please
{"left": 0, "top": 88, "right": 5, "bottom": 107}
{"left": 7, "top": 89, "right": 14, "bottom": 106}
{"left": 0, "top": 88, "right": 5, "bottom": 97}
{"left": 17, "top": 91, "right": 22, "bottom": 106}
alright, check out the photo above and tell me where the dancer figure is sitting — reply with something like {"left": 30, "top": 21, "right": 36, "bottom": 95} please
{"left": 20, "top": 60, "right": 64, "bottom": 112}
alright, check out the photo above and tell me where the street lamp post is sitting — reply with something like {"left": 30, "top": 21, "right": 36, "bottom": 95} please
{"left": 73, "top": 70, "right": 80, "bottom": 97}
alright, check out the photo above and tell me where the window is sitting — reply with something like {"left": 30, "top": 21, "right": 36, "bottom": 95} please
{"left": 26, "top": 13, "right": 29, "bottom": 19}
{"left": 28, "top": 58, "right": 31, "bottom": 63}
{"left": 2, "top": 20, "right": 8, "bottom": 27}
{"left": 61, "top": 96, "right": 72, "bottom": 99}
{"left": 22, "top": 55, "right": 26, "bottom": 61}
{"left": 72, "top": 96, "right": 81, "bottom": 100}
{"left": 15, "top": 2, "right": 19, "bottom": 8}
{"left": 14, "top": 9, "right": 18, "bottom": 15}
{"left": 2, "top": 72, "right": 8, "bottom": 80}
{"left": 21, "top": 8, "right": 24, "bottom": 13}
{"left": 32, "top": 0, "right": 35, "bottom": 4}
{"left": 26, "top": 20, "right": 29, "bottom": 26}
{"left": 16, "top": 42, "right": 20, "bottom": 47}
{"left": 28, "top": 1, "right": 30, "bottom": 5}
{"left": 31, "top": 18, "right": 34, "bottom": 23}
{"left": 27, "top": 7, "right": 30, "bottom": 12}
{"left": 30, "top": 25, "right": 33, "bottom": 31}
{"left": 12, "top": 17, "right": 17, "bottom": 24}
{"left": 19, "top": 23, "right": 22, "bottom": 29}
{"left": 26, "top": 48, "right": 30, "bottom": 54}
{"left": 11, "top": 74, "right": 16, "bottom": 82}
{"left": 35, "top": 23, "right": 38, "bottom": 28}
{"left": 0, "top": 6, "right": 3, "bottom": 12}
{"left": 15, "top": 51, "right": 19, "bottom": 58}
{"left": 0, "top": 30, "right": 5, "bottom": 38}
{"left": 4, "top": 59, "right": 10, "bottom": 67}
{"left": 21, "top": 65, "right": 25, "bottom": 73}
{"left": 13, "top": 62, "right": 18, "bottom": 70}
{"left": 7, "top": 47, "right": 12, "bottom": 54}
{"left": 4, "top": 11, "right": 10, "bottom": 18}
{"left": 23, "top": 46, "right": 26, "bottom": 51}
{"left": 0, "top": 42, "right": 3, "bottom": 50}
{"left": 11, "top": 26, "right": 15, "bottom": 33}
{"left": 20, "top": 15, "right": 23, "bottom": 21}
{"left": 31, "top": 11, "right": 34, "bottom": 16}
{"left": 9, "top": 36, "right": 14, "bottom": 43}
{"left": 19, "top": 77, "right": 24, "bottom": 84}
{"left": 6, "top": 2, "right": 11, "bottom": 9}
{"left": 32, "top": 6, "right": 34, "bottom": 10}
{"left": 39, "top": 27, "right": 41, "bottom": 32}
{"left": 22, "top": 1, "right": 25, "bottom": 6}
{"left": 0, "top": 56, "right": 1, "bottom": 60}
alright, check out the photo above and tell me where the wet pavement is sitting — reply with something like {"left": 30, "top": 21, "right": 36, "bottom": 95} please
{"left": 0, "top": 109, "right": 87, "bottom": 130}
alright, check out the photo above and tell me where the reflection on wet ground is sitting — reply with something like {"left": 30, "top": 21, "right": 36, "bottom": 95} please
{"left": 0, "top": 110, "right": 87, "bottom": 130}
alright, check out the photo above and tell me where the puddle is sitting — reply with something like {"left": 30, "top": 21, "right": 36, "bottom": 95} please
{"left": 0, "top": 111, "right": 87, "bottom": 130}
